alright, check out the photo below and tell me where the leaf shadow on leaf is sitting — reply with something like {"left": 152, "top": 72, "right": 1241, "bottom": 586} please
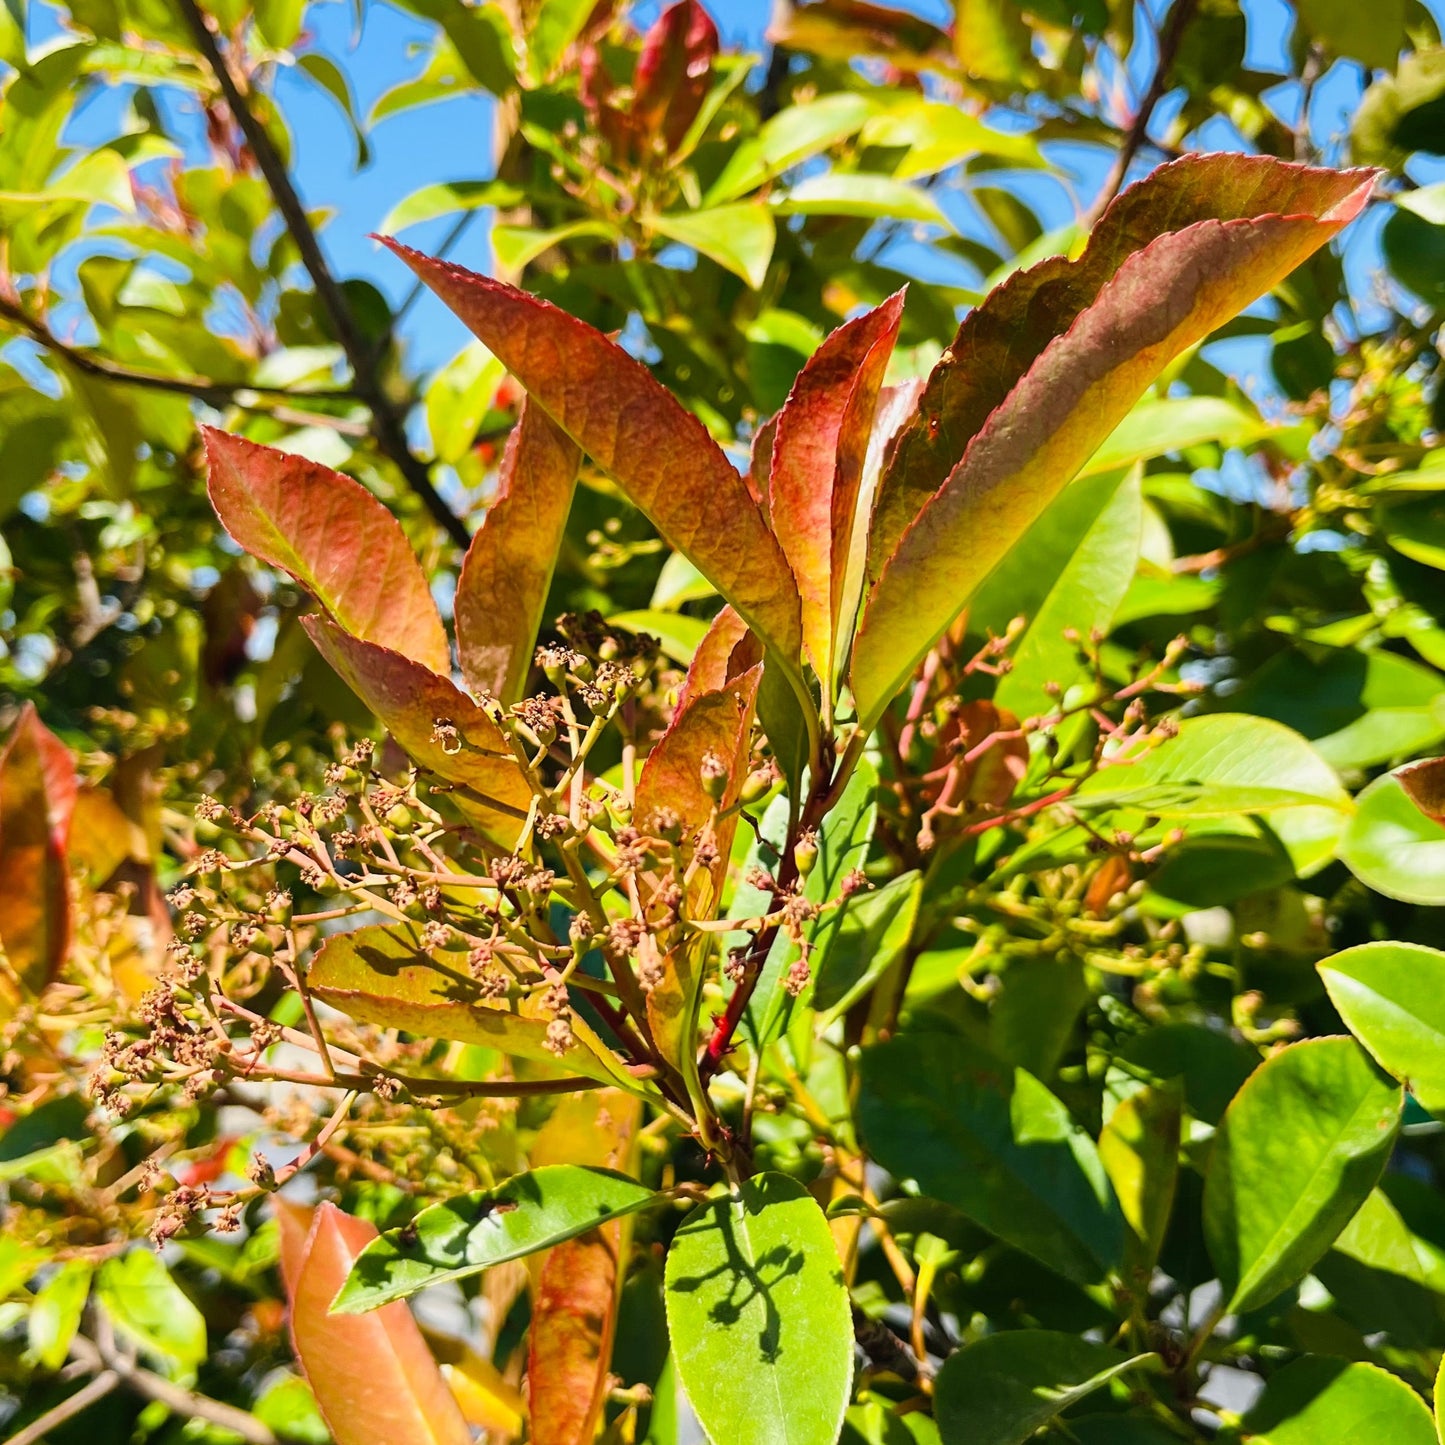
{"left": 667, "top": 1213, "right": 814, "bottom": 1364}
{"left": 351, "top": 937, "right": 478, "bottom": 1002}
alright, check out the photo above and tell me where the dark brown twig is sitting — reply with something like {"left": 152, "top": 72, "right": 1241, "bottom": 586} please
{"left": 1087, "top": 0, "right": 1198, "bottom": 224}
{"left": 174, "top": 0, "right": 470, "bottom": 549}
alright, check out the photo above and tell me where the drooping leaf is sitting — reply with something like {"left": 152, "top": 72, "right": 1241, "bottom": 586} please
{"left": 204, "top": 428, "right": 450, "bottom": 676}
{"left": 379, "top": 179, "right": 525, "bottom": 235}
{"left": 933, "top": 1331, "right": 1158, "bottom": 1445}
{"left": 336, "top": 1167, "right": 659, "bottom": 1314}
{"left": 768, "top": 291, "right": 903, "bottom": 682}
{"left": 1241, "top": 1357, "right": 1435, "bottom": 1444}
{"left": 1202, "top": 1036, "right": 1402, "bottom": 1315}
{"left": 858, "top": 1032, "right": 1125, "bottom": 1283}
{"left": 455, "top": 400, "right": 580, "bottom": 704}
{"left": 1340, "top": 765, "right": 1445, "bottom": 904}
{"left": 664, "top": 1173, "right": 852, "bottom": 1445}
{"left": 528, "top": 1091, "right": 642, "bottom": 1445}
{"left": 0, "top": 703, "right": 77, "bottom": 992}
{"left": 850, "top": 155, "right": 1375, "bottom": 723}
{"left": 96, "top": 1249, "right": 207, "bottom": 1376}
{"left": 275, "top": 1199, "right": 472, "bottom": 1445}
{"left": 1319, "top": 942, "right": 1445, "bottom": 1118}
{"left": 306, "top": 924, "right": 643, "bottom": 1093}
{"left": 302, "top": 617, "right": 532, "bottom": 844}
{"left": 377, "top": 239, "right": 803, "bottom": 670}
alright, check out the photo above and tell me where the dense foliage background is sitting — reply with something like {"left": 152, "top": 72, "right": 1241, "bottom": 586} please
{"left": 6, "top": 0, "right": 1445, "bottom": 1442}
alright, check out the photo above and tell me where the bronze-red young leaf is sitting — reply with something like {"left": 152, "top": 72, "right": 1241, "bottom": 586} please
{"left": 274, "top": 1198, "right": 472, "bottom": 1445}
{"left": 768, "top": 289, "right": 904, "bottom": 681}
{"left": 455, "top": 399, "right": 580, "bottom": 704}
{"left": 850, "top": 155, "right": 1376, "bottom": 723}
{"left": 0, "top": 704, "right": 77, "bottom": 992}
{"left": 203, "top": 428, "right": 450, "bottom": 676}
{"left": 302, "top": 617, "right": 532, "bottom": 844}
{"left": 375, "top": 238, "right": 803, "bottom": 668}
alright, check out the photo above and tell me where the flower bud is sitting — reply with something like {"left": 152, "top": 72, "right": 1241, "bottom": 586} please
{"left": 793, "top": 829, "right": 819, "bottom": 879}
{"left": 699, "top": 751, "right": 729, "bottom": 801}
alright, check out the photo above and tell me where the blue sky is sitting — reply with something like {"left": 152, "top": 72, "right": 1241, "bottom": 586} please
{"left": 31, "top": 0, "right": 1437, "bottom": 380}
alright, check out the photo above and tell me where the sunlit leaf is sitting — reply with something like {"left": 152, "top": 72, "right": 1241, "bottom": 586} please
{"left": 275, "top": 1199, "right": 472, "bottom": 1445}
{"left": 1340, "top": 765, "right": 1445, "bottom": 903}
{"left": 455, "top": 400, "right": 579, "bottom": 704}
{"left": 851, "top": 156, "right": 1375, "bottom": 724}
{"left": 96, "top": 1249, "right": 206, "bottom": 1377}
{"left": 1242, "top": 1357, "right": 1435, "bottom": 1443}
{"left": 665, "top": 1174, "right": 852, "bottom": 1445}
{"left": 649, "top": 204, "right": 775, "bottom": 289}
{"left": 1203, "top": 1037, "right": 1401, "bottom": 1314}
{"left": 204, "top": 428, "right": 450, "bottom": 676}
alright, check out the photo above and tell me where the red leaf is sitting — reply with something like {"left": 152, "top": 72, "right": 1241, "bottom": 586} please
{"left": 456, "top": 400, "right": 580, "bottom": 704}
{"left": 851, "top": 155, "right": 1376, "bottom": 722}
{"left": 204, "top": 429, "right": 450, "bottom": 677}
{"left": 527, "top": 1092, "right": 641, "bottom": 1445}
{"left": 0, "top": 705, "right": 78, "bottom": 992}
{"left": 303, "top": 617, "right": 532, "bottom": 844}
{"left": 769, "top": 291, "right": 905, "bottom": 683}
{"left": 375, "top": 239, "right": 803, "bottom": 669}
{"left": 274, "top": 1199, "right": 471, "bottom": 1445}
{"left": 632, "top": 0, "right": 719, "bottom": 153}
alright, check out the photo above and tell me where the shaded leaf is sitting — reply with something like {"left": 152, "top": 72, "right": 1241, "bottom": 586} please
{"left": 858, "top": 1032, "right": 1124, "bottom": 1283}
{"left": 664, "top": 1173, "right": 851, "bottom": 1445}
{"left": 850, "top": 156, "right": 1375, "bottom": 723}
{"left": 1099, "top": 1081, "right": 1182, "bottom": 1279}
{"left": 1202, "top": 1037, "right": 1401, "bottom": 1315}
{"left": 455, "top": 399, "right": 580, "bottom": 704}
{"left": 380, "top": 239, "right": 803, "bottom": 668}
{"left": 934, "top": 1331, "right": 1157, "bottom": 1445}
{"left": 204, "top": 429, "right": 450, "bottom": 676}
{"left": 275, "top": 1199, "right": 472, "bottom": 1445}
{"left": 0, "top": 703, "right": 77, "bottom": 992}
{"left": 306, "top": 923, "right": 643, "bottom": 1092}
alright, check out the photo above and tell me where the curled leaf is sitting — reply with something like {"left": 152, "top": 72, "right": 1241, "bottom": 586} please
{"left": 456, "top": 399, "right": 580, "bottom": 704}
{"left": 851, "top": 155, "right": 1376, "bottom": 723}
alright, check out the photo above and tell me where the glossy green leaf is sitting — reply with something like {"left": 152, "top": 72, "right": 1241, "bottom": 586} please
{"left": 858, "top": 1032, "right": 1125, "bottom": 1283}
{"left": 1078, "top": 714, "right": 1349, "bottom": 817}
{"left": 933, "top": 1331, "right": 1157, "bottom": 1445}
{"left": 664, "top": 1173, "right": 851, "bottom": 1445}
{"left": 1319, "top": 942, "right": 1445, "bottom": 1117}
{"left": 1241, "top": 1357, "right": 1435, "bottom": 1443}
{"left": 1083, "top": 394, "right": 1279, "bottom": 475}
{"left": 276, "top": 1199, "right": 472, "bottom": 1445}
{"left": 96, "top": 1249, "right": 207, "bottom": 1376}
{"left": 1340, "top": 766, "right": 1445, "bottom": 904}
{"left": 335, "top": 1166, "right": 659, "bottom": 1313}
{"left": 455, "top": 400, "right": 579, "bottom": 704}
{"left": 850, "top": 155, "right": 1375, "bottom": 725}
{"left": 1382, "top": 493, "right": 1445, "bottom": 569}
{"left": 859, "top": 99, "right": 1042, "bottom": 178}
{"left": 379, "top": 179, "right": 525, "bottom": 235}
{"left": 650, "top": 204, "right": 775, "bottom": 289}
{"left": 380, "top": 239, "right": 803, "bottom": 670}
{"left": 491, "top": 220, "right": 615, "bottom": 272}
{"left": 1109, "top": 1022, "right": 1259, "bottom": 1127}
{"left": 1202, "top": 1037, "right": 1402, "bottom": 1314}
{"left": 204, "top": 429, "right": 450, "bottom": 676}
{"left": 703, "top": 92, "right": 876, "bottom": 204}
{"left": 425, "top": 340, "right": 505, "bottom": 465}
{"left": 771, "top": 174, "right": 952, "bottom": 228}
{"left": 970, "top": 466, "right": 1142, "bottom": 718}
{"left": 812, "top": 870, "right": 922, "bottom": 1027}
{"left": 307, "top": 924, "right": 643, "bottom": 1092}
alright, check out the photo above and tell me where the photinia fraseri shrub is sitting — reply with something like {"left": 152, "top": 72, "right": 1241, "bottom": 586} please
{"left": 94, "top": 148, "right": 1436, "bottom": 1445}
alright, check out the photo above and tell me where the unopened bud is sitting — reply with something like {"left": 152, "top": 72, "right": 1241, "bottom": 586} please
{"left": 739, "top": 767, "right": 774, "bottom": 805}
{"left": 700, "top": 751, "right": 729, "bottom": 801}
{"left": 793, "top": 829, "right": 819, "bottom": 879}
